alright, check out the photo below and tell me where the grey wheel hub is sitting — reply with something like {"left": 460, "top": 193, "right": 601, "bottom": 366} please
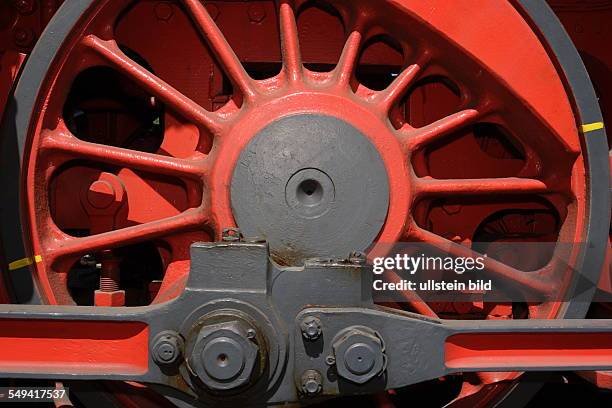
{"left": 231, "top": 114, "right": 390, "bottom": 264}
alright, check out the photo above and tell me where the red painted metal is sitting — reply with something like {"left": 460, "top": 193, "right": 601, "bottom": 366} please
{"left": 0, "top": 0, "right": 610, "bottom": 405}
{"left": 21, "top": 1, "right": 585, "bottom": 310}
{"left": 446, "top": 333, "right": 612, "bottom": 370}
{"left": 0, "top": 319, "right": 148, "bottom": 375}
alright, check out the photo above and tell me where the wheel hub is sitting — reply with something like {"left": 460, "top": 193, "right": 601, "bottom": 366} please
{"left": 231, "top": 114, "right": 389, "bottom": 263}
{"left": 2, "top": 0, "right": 607, "bottom": 406}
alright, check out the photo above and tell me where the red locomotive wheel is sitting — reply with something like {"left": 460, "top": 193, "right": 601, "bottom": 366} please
{"left": 0, "top": 0, "right": 608, "bottom": 407}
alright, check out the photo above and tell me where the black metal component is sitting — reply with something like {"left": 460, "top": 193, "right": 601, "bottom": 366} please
{"left": 187, "top": 318, "right": 261, "bottom": 392}
{"left": 0, "top": 242, "right": 609, "bottom": 407}
{"left": 152, "top": 331, "right": 183, "bottom": 367}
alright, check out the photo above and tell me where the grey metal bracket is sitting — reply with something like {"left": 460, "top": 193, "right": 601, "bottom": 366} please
{"left": 0, "top": 241, "right": 609, "bottom": 407}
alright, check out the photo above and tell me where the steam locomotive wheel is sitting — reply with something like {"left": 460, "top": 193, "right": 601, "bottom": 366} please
{"left": 0, "top": 0, "right": 608, "bottom": 407}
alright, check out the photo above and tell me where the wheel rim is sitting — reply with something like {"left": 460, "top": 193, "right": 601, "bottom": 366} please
{"left": 2, "top": 0, "right": 606, "bottom": 406}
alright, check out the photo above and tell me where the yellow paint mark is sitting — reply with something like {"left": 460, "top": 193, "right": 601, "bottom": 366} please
{"left": 581, "top": 122, "right": 604, "bottom": 133}
{"left": 8, "top": 255, "right": 42, "bottom": 271}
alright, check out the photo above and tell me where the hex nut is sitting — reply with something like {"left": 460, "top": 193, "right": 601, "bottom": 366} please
{"left": 94, "top": 289, "right": 125, "bottom": 307}
{"left": 152, "top": 331, "right": 183, "bottom": 366}
{"left": 300, "top": 316, "right": 322, "bottom": 341}
{"left": 188, "top": 320, "right": 259, "bottom": 391}
{"left": 332, "top": 327, "right": 386, "bottom": 384}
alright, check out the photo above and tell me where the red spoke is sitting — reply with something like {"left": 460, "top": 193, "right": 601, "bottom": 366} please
{"left": 403, "top": 109, "right": 481, "bottom": 150}
{"left": 82, "top": 36, "right": 221, "bottom": 134}
{"left": 385, "top": 271, "right": 439, "bottom": 318}
{"left": 279, "top": 1, "right": 302, "bottom": 82}
{"left": 47, "top": 207, "right": 209, "bottom": 262}
{"left": 375, "top": 63, "right": 422, "bottom": 112}
{"left": 335, "top": 31, "right": 362, "bottom": 87}
{"left": 42, "top": 129, "right": 206, "bottom": 180}
{"left": 409, "top": 226, "right": 552, "bottom": 295}
{"left": 415, "top": 177, "right": 548, "bottom": 198}
{"left": 181, "top": 0, "right": 256, "bottom": 100}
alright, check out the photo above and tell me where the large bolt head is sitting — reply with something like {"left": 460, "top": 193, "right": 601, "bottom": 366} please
{"left": 87, "top": 180, "right": 116, "bottom": 209}
{"left": 201, "top": 337, "right": 246, "bottom": 381}
{"left": 332, "top": 327, "right": 385, "bottom": 384}
{"left": 189, "top": 321, "right": 259, "bottom": 391}
{"left": 344, "top": 343, "right": 376, "bottom": 375}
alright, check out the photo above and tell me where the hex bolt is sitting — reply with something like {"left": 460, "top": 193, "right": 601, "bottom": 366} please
{"left": 87, "top": 180, "right": 116, "bottom": 209}
{"left": 152, "top": 331, "right": 183, "bottom": 366}
{"left": 188, "top": 319, "right": 261, "bottom": 391}
{"left": 98, "top": 250, "right": 121, "bottom": 292}
{"left": 300, "top": 316, "right": 322, "bottom": 341}
{"left": 81, "top": 172, "right": 125, "bottom": 218}
{"left": 332, "top": 327, "right": 386, "bottom": 384}
{"left": 300, "top": 369, "right": 322, "bottom": 397}
{"left": 246, "top": 328, "right": 256, "bottom": 339}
